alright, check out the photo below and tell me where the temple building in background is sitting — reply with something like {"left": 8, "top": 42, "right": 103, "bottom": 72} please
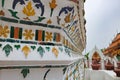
{"left": 0, "top": 0, "right": 86, "bottom": 80}
{"left": 104, "top": 33, "right": 120, "bottom": 59}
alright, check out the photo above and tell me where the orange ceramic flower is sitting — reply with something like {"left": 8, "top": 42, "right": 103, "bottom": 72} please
{"left": 45, "top": 32, "right": 53, "bottom": 41}
{"left": 23, "top": 29, "right": 34, "bottom": 40}
{"left": 0, "top": 25, "right": 10, "bottom": 38}
{"left": 49, "top": 0, "right": 57, "bottom": 9}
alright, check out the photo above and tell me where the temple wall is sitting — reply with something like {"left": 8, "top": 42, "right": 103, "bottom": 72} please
{"left": 0, "top": 0, "right": 86, "bottom": 80}
{"left": 0, "top": 59, "right": 84, "bottom": 80}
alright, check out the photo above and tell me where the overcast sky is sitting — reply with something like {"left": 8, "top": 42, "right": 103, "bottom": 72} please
{"left": 83, "top": 0, "right": 120, "bottom": 54}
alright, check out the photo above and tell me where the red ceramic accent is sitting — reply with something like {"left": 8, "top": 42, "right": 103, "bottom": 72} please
{"left": 105, "top": 60, "right": 114, "bottom": 70}
{"left": 105, "top": 64, "right": 114, "bottom": 70}
{"left": 114, "top": 68, "right": 120, "bottom": 77}
{"left": 91, "top": 64, "right": 100, "bottom": 70}
{"left": 117, "top": 62, "right": 120, "bottom": 69}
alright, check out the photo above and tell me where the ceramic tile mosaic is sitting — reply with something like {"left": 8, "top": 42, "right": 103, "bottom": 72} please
{"left": 0, "top": 0, "right": 86, "bottom": 54}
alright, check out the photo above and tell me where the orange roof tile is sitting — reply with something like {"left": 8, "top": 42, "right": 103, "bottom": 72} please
{"left": 104, "top": 33, "right": 120, "bottom": 57}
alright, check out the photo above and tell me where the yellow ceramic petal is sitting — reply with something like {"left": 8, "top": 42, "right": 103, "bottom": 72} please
{"left": 23, "top": 7, "right": 27, "bottom": 15}
{"left": 64, "top": 13, "right": 71, "bottom": 23}
{"left": 30, "top": 9, "right": 35, "bottom": 16}
{"left": 52, "top": 47, "right": 59, "bottom": 57}
{"left": 45, "top": 31, "right": 52, "bottom": 41}
{"left": 27, "top": 1, "right": 32, "bottom": 10}
{"left": 22, "top": 45, "right": 30, "bottom": 58}
{"left": 23, "top": 29, "right": 34, "bottom": 40}
{"left": 69, "top": 72, "right": 72, "bottom": 77}
{"left": 0, "top": 25, "right": 9, "bottom": 38}
{"left": 4, "top": 25, "right": 8, "bottom": 30}
{"left": 47, "top": 19, "right": 52, "bottom": 24}
{"left": 3, "top": 34, "right": 7, "bottom": 38}
{"left": 65, "top": 75, "right": 68, "bottom": 80}
{"left": 22, "top": 1, "right": 35, "bottom": 16}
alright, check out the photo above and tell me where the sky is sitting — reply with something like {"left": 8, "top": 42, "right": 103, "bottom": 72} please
{"left": 83, "top": 0, "right": 120, "bottom": 54}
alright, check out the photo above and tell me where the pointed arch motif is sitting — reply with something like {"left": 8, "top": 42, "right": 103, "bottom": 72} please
{"left": 89, "top": 46, "right": 104, "bottom": 60}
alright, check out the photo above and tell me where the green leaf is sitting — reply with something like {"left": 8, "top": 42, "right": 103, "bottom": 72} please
{"left": 45, "top": 47, "right": 50, "bottom": 52}
{"left": 0, "top": 44, "right": 2, "bottom": 48}
{"left": 59, "top": 47, "right": 63, "bottom": 52}
{"left": 84, "top": 52, "right": 89, "bottom": 60}
{"left": 21, "top": 68, "right": 30, "bottom": 78}
{"left": 14, "top": 45, "right": 20, "bottom": 50}
{"left": 37, "top": 46, "right": 45, "bottom": 57}
{"left": 31, "top": 46, "right": 36, "bottom": 50}
{"left": 8, "top": 9, "right": 19, "bottom": 19}
{"left": 65, "top": 48, "right": 71, "bottom": 57}
{"left": 63, "top": 67, "right": 67, "bottom": 74}
{"left": 3, "top": 44, "right": 13, "bottom": 57}
{"left": 34, "top": 17, "right": 45, "bottom": 22}
{"left": 72, "top": 69, "right": 76, "bottom": 74}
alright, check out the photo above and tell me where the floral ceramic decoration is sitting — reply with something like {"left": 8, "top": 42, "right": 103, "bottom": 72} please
{"left": 0, "top": 0, "right": 86, "bottom": 80}
{"left": 23, "top": 29, "right": 35, "bottom": 40}
{"left": 0, "top": 0, "right": 86, "bottom": 58}
{"left": 0, "top": 25, "right": 10, "bottom": 38}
